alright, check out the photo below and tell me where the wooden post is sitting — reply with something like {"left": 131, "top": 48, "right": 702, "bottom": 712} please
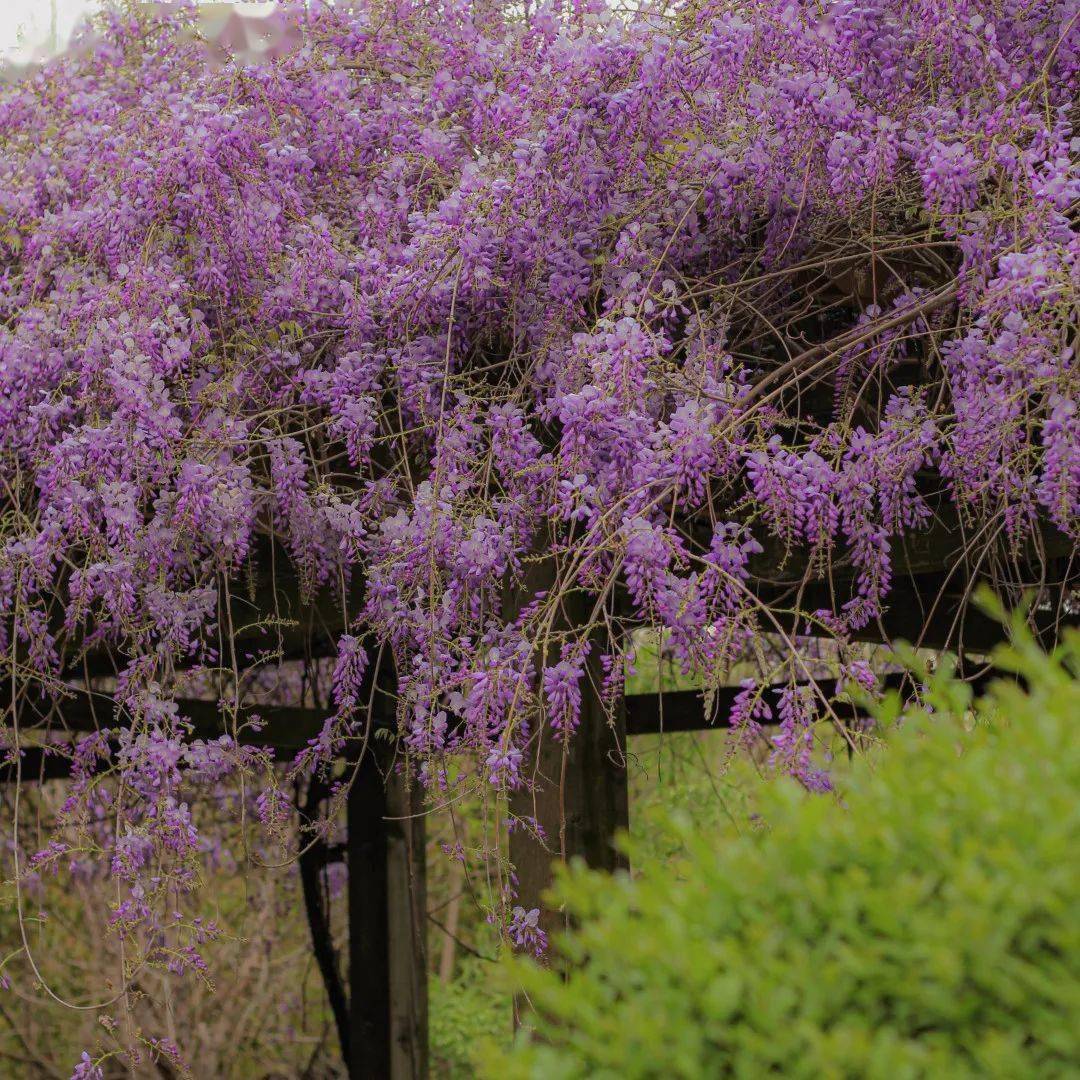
{"left": 386, "top": 770, "right": 429, "bottom": 1079}
{"left": 347, "top": 752, "right": 390, "bottom": 1079}
{"left": 347, "top": 750, "right": 429, "bottom": 1080}
{"left": 507, "top": 542, "right": 629, "bottom": 950}
{"left": 509, "top": 647, "right": 629, "bottom": 947}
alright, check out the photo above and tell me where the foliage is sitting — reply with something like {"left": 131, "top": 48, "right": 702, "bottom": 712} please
{"left": 430, "top": 958, "right": 510, "bottom": 1079}
{"left": 628, "top": 728, "right": 758, "bottom": 862}
{"left": 489, "top": 629, "right": 1080, "bottom": 1078}
{"left": 624, "top": 629, "right": 705, "bottom": 696}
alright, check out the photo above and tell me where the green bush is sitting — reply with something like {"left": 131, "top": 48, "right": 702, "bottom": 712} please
{"left": 430, "top": 957, "right": 510, "bottom": 1077}
{"left": 487, "top": 627, "right": 1080, "bottom": 1078}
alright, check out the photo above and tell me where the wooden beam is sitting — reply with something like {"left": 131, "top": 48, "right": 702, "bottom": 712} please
{"left": 509, "top": 641, "right": 629, "bottom": 948}
{"left": 344, "top": 738, "right": 428, "bottom": 1080}
{"left": 792, "top": 569, "right": 1074, "bottom": 655}
{"left": 735, "top": 503, "right": 1074, "bottom": 587}
{"left": 623, "top": 667, "right": 1003, "bottom": 735}
{"left": 1, "top": 616, "right": 1039, "bottom": 769}
{"left": 4, "top": 662, "right": 1003, "bottom": 782}
{"left": 1, "top": 686, "right": 329, "bottom": 751}
{"left": 0, "top": 744, "right": 76, "bottom": 783}
{"left": 51, "top": 499, "right": 1071, "bottom": 677}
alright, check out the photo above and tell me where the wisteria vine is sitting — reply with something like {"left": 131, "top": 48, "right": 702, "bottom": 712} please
{"left": 0, "top": 0, "right": 1077, "bottom": 1067}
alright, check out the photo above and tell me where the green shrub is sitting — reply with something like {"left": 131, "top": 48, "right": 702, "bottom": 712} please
{"left": 430, "top": 957, "right": 510, "bottom": 1077}
{"left": 487, "top": 628, "right": 1080, "bottom": 1078}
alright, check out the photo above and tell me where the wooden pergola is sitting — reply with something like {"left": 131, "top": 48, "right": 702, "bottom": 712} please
{"left": 3, "top": 504, "right": 1074, "bottom": 1078}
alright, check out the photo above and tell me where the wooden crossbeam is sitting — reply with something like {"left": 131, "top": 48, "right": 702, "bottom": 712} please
{"left": 624, "top": 666, "right": 1002, "bottom": 735}
{"left": 0, "top": 744, "right": 74, "bottom": 783}
{"left": 55, "top": 504, "right": 1073, "bottom": 677}
{"left": 0, "top": 658, "right": 1014, "bottom": 776}
{"left": 0, "top": 688, "right": 328, "bottom": 752}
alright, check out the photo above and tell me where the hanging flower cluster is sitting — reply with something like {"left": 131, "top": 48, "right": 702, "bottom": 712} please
{"left": 0, "top": 0, "right": 1076, "bottom": 1043}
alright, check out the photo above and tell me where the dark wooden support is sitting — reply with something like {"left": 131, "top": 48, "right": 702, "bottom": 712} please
{"left": 779, "top": 561, "right": 1075, "bottom": 656}
{"left": 386, "top": 769, "right": 429, "bottom": 1079}
{"left": 346, "top": 748, "right": 429, "bottom": 1080}
{"left": 0, "top": 687, "right": 328, "bottom": 752}
{"left": 347, "top": 750, "right": 391, "bottom": 1079}
{"left": 623, "top": 666, "right": 998, "bottom": 735}
{"left": 507, "top": 544, "right": 629, "bottom": 949}
{"left": 64, "top": 538, "right": 364, "bottom": 679}
{"left": 44, "top": 502, "right": 1072, "bottom": 684}
{"left": 0, "top": 744, "right": 77, "bottom": 783}
{"left": 2, "top": 663, "right": 1002, "bottom": 785}
{"left": 509, "top": 652, "right": 629, "bottom": 946}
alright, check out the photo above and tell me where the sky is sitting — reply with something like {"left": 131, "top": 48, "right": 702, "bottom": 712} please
{"left": 1, "top": 2, "right": 286, "bottom": 64}
{"left": 0, "top": 0, "right": 102, "bottom": 60}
